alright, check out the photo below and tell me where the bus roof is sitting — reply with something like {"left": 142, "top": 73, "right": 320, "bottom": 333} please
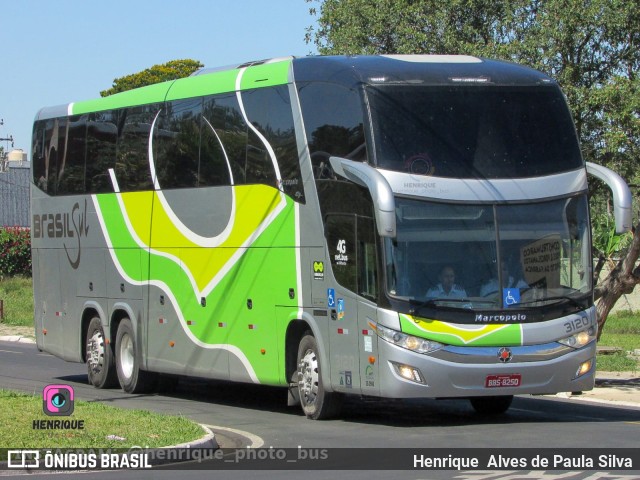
{"left": 35, "top": 55, "right": 555, "bottom": 121}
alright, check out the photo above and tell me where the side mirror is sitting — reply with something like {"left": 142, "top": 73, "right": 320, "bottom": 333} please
{"left": 586, "top": 162, "right": 633, "bottom": 233}
{"left": 329, "top": 157, "right": 396, "bottom": 237}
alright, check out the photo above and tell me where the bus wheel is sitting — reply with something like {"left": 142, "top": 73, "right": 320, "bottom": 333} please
{"left": 296, "top": 333, "right": 342, "bottom": 420}
{"left": 469, "top": 395, "right": 513, "bottom": 415}
{"left": 115, "top": 318, "right": 157, "bottom": 393}
{"left": 86, "top": 317, "right": 117, "bottom": 388}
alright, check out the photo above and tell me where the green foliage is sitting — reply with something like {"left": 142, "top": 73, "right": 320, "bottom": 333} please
{"left": 100, "top": 59, "right": 204, "bottom": 97}
{"left": 0, "top": 227, "right": 31, "bottom": 278}
{"left": 306, "top": 0, "right": 640, "bottom": 189}
{"left": 591, "top": 212, "right": 632, "bottom": 260}
{"left": 0, "top": 276, "right": 33, "bottom": 326}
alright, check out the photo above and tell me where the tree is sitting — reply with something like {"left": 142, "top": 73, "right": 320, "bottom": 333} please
{"left": 307, "top": 0, "right": 640, "bottom": 334}
{"left": 100, "top": 59, "right": 204, "bottom": 97}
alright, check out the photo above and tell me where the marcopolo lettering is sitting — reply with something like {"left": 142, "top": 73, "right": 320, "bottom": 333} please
{"left": 475, "top": 313, "right": 527, "bottom": 323}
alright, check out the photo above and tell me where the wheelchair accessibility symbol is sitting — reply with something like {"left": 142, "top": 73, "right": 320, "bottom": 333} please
{"left": 327, "top": 288, "right": 336, "bottom": 308}
{"left": 503, "top": 288, "right": 520, "bottom": 307}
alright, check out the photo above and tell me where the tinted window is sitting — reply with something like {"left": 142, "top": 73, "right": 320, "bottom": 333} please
{"left": 203, "top": 93, "right": 248, "bottom": 185}
{"left": 116, "top": 105, "right": 159, "bottom": 191}
{"left": 37, "top": 117, "right": 67, "bottom": 193}
{"left": 200, "top": 105, "right": 233, "bottom": 187}
{"left": 155, "top": 99, "right": 201, "bottom": 188}
{"left": 32, "top": 121, "right": 47, "bottom": 190}
{"left": 325, "top": 214, "right": 357, "bottom": 291}
{"left": 242, "top": 86, "right": 303, "bottom": 201}
{"left": 56, "top": 115, "right": 87, "bottom": 194}
{"left": 297, "top": 82, "right": 367, "bottom": 180}
{"left": 86, "top": 111, "right": 118, "bottom": 193}
{"left": 368, "top": 85, "right": 583, "bottom": 178}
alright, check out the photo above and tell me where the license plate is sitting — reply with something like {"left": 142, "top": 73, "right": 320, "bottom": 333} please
{"left": 485, "top": 374, "right": 521, "bottom": 388}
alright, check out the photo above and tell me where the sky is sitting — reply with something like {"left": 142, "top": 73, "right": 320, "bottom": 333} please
{"left": 0, "top": 0, "right": 318, "bottom": 157}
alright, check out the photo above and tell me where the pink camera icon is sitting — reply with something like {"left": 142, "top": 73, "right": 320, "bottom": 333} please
{"left": 43, "top": 384, "right": 75, "bottom": 416}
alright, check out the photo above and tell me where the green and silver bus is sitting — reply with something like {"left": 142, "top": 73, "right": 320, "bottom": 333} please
{"left": 31, "top": 55, "right": 631, "bottom": 419}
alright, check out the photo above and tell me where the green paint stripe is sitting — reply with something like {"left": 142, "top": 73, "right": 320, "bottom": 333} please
{"left": 72, "top": 81, "right": 173, "bottom": 114}
{"left": 239, "top": 60, "right": 292, "bottom": 90}
{"left": 71, "top": 59, "right": 292, "bottom": 114}
{"left": 165, "top": 69, "right": 238, "bottom": 101}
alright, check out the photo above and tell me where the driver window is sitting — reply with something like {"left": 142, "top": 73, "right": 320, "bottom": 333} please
{"left": 325, "top": 214, "right": 357, "bottom": 292}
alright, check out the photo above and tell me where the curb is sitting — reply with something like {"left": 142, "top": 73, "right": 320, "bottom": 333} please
{"left": 140, "top": 424, "right": 219, "bottom": 467}
{"left": 0, "top": 335, "right": 35, "bottom": 344}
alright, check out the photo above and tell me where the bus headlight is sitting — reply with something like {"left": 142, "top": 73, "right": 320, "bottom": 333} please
{"left": 375, "top": 323, "right": 444, "bottom": 354}
{"left": 558, "top": 326, "right": 596, "bottom": 349}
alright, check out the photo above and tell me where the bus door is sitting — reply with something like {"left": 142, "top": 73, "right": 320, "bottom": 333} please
{"left": 325, "top": 214, "right": 361, "bottom": 392}
{"left": 324, "top": 214, "right": 380, "bottom": 395}
{"left": 355, "top": 216, "right": 381, "bottom": 397}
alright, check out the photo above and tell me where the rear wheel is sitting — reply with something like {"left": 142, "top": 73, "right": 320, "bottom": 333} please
{"left": 297, "top": 333, "right": 342, "bottom": 420}
{"left": 86, "top": 317, "right": 117, "bottom": 388}
{"left": 469, "top": 395, "right": 513, "bottom": 415}
{"left": 115, "top": 318, "right": 157, "bottom": 393}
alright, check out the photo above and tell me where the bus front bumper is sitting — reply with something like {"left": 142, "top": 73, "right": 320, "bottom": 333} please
{"left": 376, "top": 339, "right": 596, "bottom": 399}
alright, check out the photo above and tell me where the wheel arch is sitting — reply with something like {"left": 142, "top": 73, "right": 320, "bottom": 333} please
{"left": 80, "top": 302, "right": 107, "bottom": 362}
{"left": 284, "top": 312, "right": 333, "bottom": 392}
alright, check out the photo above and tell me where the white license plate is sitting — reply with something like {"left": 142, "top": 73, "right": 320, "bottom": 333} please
{"left": 485, "top": 374, "right": 521, "bottom": 388}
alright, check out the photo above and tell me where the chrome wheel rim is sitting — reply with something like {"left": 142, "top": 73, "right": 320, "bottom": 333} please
{"left": 298, "top": 348, "right": 319, "bottom": 405}
{"left": 119, "top": 334, "right": 135, "bottom": 380}
{"left": 87, "top": 330, "right": 105, "bottom": 372}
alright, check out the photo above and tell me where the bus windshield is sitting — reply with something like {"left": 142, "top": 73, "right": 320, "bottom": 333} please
{"left": 367, "top": 85, "right": 583, "bottom": 178}
{"left": 384, "top": 195, "right": 591, "bottom": 311}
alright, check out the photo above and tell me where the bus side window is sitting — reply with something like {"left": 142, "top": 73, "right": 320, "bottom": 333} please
{"left": 297, "top": 82, "right": 367, "bottom": 180}
{"left": 32, "top": 121, "right": 47, "bottom": 192}
{"left": 241, "top": 85, "right": 304, "bottom": 202}
{"left": 155, "top": 99, "right": 201, "bottom": 189}
{"left": 116, "top": 105, "right": 157, "bottom": 192}
{"left": 325, "top": 214, "right": 357, "bottom": 292}
{"left": 203, "top": 93, "right": 248, "bottom": 185}
{"left": 56, "top": 115, "right": 87, "bottom": 195}
{"left": 86, "top": 111, "right": 118, "bottom": 194}
{"left": 357, "top": 215, "right": 377, "bottom": 301}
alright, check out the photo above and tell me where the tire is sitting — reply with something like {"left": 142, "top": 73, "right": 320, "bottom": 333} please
{"left": 115, "top": 318, "right": 157, "bottom": 393}
{"left": 296, "top": 333, "right": 342, "bottom": 420}
{"left": 469, "top": 395, "right": 513, "bottom": 415}
{"left": 86, "top": 317, "right": 117, "bottom": 388}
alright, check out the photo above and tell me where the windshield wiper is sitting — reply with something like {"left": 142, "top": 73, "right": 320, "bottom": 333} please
{"left": 408, "top": 297, "right": 472, "bottom": 314}
{"left": 516, "top": 295, "right": 584, "bottom": 308}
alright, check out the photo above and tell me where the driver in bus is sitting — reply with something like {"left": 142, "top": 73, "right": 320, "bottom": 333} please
{"left": 426, "top": 265, "right": 468, "bottom": 299}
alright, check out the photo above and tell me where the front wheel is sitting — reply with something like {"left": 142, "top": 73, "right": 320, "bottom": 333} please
{"left": 297, "top": 333, "right": 342, "bottom": 420}
{"left": 86, "top": 317, "right": 117, "bottom": 388}
{"left": 115, "top": 318, "right": 157, "bottom": 393}
{"left": 469, "top": 395, "right": 513, "bottom": 415}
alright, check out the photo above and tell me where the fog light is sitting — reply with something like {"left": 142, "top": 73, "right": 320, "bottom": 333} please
{"left": 391, "top": 362, "right": 425, "bottom": 384}
{"left": 574, "top": 358, "right": 594, "bottom": 379}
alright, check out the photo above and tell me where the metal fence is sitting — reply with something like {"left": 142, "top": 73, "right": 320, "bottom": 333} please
{"left": 0, "top": 162, "right": 30, "bottom": 227}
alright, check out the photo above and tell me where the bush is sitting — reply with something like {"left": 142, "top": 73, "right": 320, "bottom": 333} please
{"left": 0, "top": 227, "right": 31, "bottom": 277}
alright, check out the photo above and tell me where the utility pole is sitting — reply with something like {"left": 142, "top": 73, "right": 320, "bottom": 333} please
{"left": 0, "top": 118, "right": 15, "bottom": 172}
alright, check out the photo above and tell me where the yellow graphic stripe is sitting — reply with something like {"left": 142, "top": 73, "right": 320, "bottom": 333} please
{"left": 401, "top": 314, "right": 523, "bottom": 346}
{"left": 119, "top": 185, "right": 282, "bottom": 292}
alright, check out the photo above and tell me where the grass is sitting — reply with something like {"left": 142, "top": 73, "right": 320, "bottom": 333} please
{"left": 0, "top": 389, "right": 204, "bottom": 454}
{"left": 0, "top": 276, "right": 33, "bottom": 326}
{"left": 597, "top": 310, "right": 640, "bottom": 372}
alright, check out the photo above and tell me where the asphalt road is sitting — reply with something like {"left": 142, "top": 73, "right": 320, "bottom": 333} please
{"left": 1, "top": 340, "right": 639, "bottom": 479}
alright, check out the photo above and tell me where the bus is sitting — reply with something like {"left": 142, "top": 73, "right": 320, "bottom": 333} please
{"left": 31, "top": 55, "right": 632, "bottom": 419}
